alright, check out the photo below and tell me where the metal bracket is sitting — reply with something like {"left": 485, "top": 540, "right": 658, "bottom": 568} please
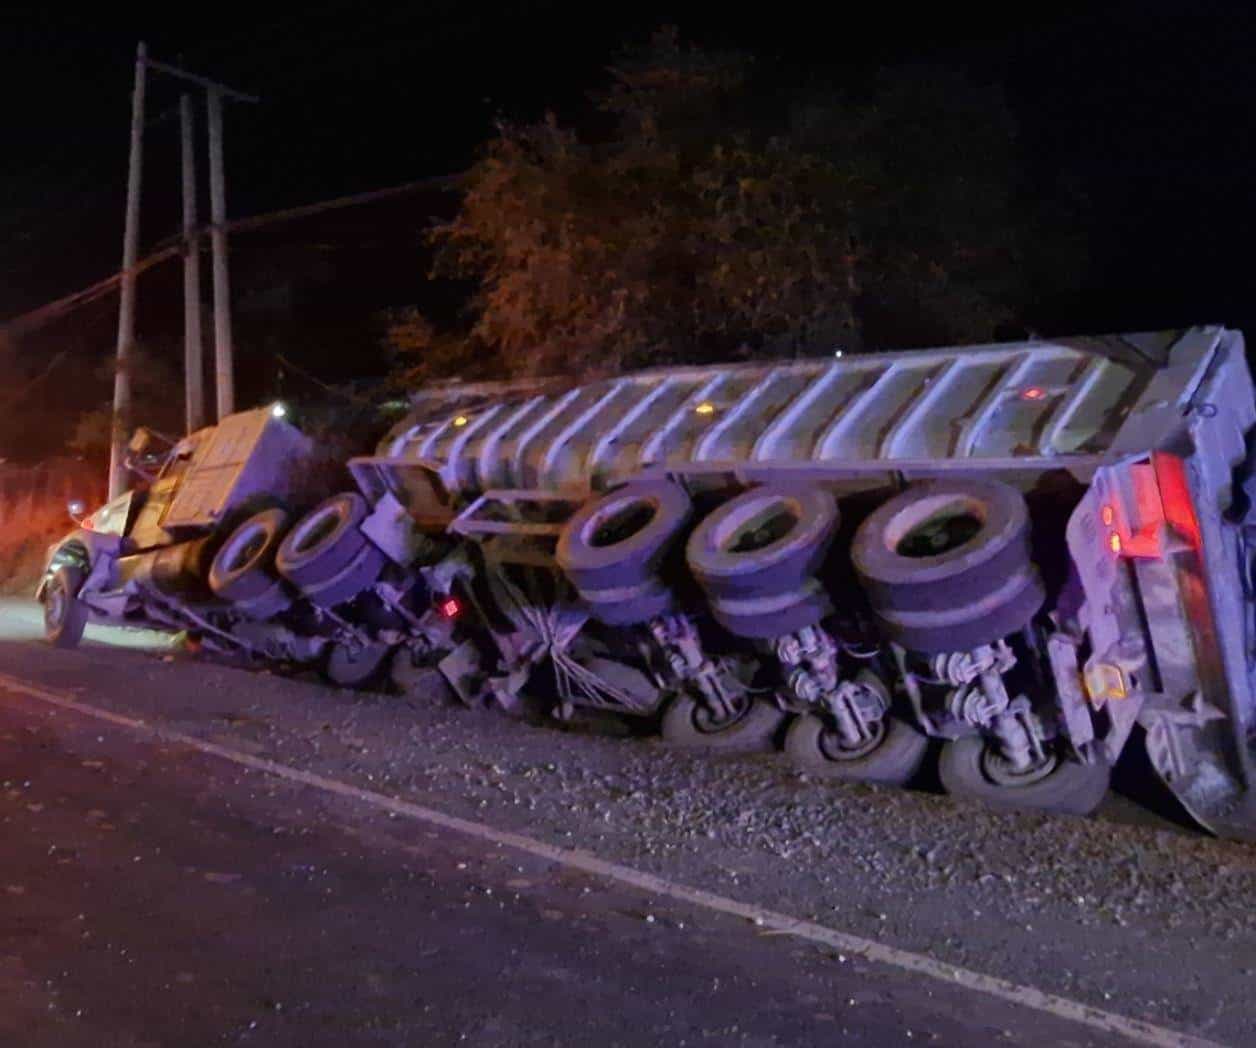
{"left": 1045, "top": 631, "right": 1096, "bottom": 752}
{"left": 449, "top": 490, "right": 585, "bottom": 540}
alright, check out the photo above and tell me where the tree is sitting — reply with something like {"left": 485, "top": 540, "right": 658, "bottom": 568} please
{"left": 67, "top": 342, "right": 185, "bottom": 461}
{"left": 391, "top": 28, "right": 1083, "bottom": 382}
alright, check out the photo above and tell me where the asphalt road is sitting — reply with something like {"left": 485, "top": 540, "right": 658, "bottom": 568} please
{"left": 0, "top": 599, "right": 1248, "bottom": 1046}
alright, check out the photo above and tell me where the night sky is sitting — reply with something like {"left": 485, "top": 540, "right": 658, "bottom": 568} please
{"left": 2, "top": 1, "right": 1255, "bottom": 454}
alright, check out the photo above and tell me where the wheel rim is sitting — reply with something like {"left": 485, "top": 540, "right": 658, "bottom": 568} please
{"left": 328, "top": 642, "right": 387, "bottom": 683}
{"left": 691, "top": 695, "right": 753, "bottom": 734}
{"left": 817, "top": 715, "right": 886, "bottom": 761}
{"left": 587, "top": 497, "right": 658, "bottom": 548}
{"left": 294, "top": 507, "right": 342, "bottom": 554}
{"left": 895, "top": 506, "right": 983, "bottom": 557}
{"left": 238, "top": 532, "right": 267, "bottom": 567}
{"left": 724, "top": 500, "right": 799, "bottom": 553}
{"left": 980, "top": 743, "right": 1058, "bottom": 787}
{"left": 45, "top": 580, "right": 66, "bottom": 627}
{"left": 226, "top": 524, "right": 268, "bottom": 573}
{"left": 706, "top": 493, "right": 804, "bottom": 559}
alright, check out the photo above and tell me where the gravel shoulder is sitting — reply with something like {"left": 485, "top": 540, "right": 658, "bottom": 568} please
{"left": 0, "top": 600, "right": 1252, "bottom": 1044}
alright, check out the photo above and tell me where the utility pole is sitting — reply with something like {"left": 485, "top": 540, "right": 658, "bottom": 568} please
{"left": 108, "top": 42, "right": 147, "bottom": 499}
{"left": 180, "top": 93, "right": 205, "bottom": 433}
{"left": 143, "top": 58, "right": 258, "bottom": 420}
{"left": 108, "top": 48, "right": 256, "bottom": 493}
{"left": 206, "top": 89, "right": 233, "bottom": 419}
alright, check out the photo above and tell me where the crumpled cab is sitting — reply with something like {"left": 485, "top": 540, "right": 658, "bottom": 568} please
{"left": 38, "top": 407, "right": 318, "bottom": 653}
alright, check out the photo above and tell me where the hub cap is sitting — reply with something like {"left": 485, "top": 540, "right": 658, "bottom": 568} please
{"left": 692, "top": 694, "right": 752, "bottom": 734}
{"left": 45, "top": 580, "right": 66, "bottom": 627}
{"left": 981, "top": 744, "right": 1058, "bottom": 787}
{"left": 818, "top": 715, "right": 886, "bottom": 761}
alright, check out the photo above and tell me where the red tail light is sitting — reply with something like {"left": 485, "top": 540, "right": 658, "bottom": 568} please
{"left": 1102, "top": 453, "right": 1201, "bottom": 560}
{"left": 438, "top": 597, "right": 463, "bottom": 619}
{"left": 1119, "top": 463, "right": 1164, "bottom": 558}
{"left": 1152, "top": 452, "right": 1201, "bottom": 551}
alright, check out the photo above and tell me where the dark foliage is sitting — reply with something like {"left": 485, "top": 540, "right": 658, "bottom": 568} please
{"left": 389, "top": 28, "right": 1085, "bottom": 382}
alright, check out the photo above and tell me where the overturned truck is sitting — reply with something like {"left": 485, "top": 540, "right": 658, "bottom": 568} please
{"left": 39, "top": 325, "right": 1256, "bottom": 839}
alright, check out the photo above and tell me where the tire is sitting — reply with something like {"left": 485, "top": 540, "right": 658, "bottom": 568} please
{"left": 579, "top": 576, "right": 676, "bottom": 626}
{"left": 557, "top": 480, "right": 692, "bottom": 592}
{"left": 938, "top": 734, "right": 1111, "bottom": 816}
{"left": 706, "top": 578, "right": 832, "bottom": 639}
{"left": 276, "top": 493, "right": 372, "bottom": 589}
{"left": 686, "top": 484, "right": 839, "bottom": 600}
{"left": 391, "top": 649, "right": 454, "bottom": 699}
{"left": 784, "top": 712, "right": 928, "bottom": 786}
{"left": 209, "top": 508, "right": 289, "bottom": 602}
{"left": 323, "top": 641, "right": 392, "bottom": 689}
{"left": 300, "top": 541, "right": 387, "bottom": 608}
{"left": 43, "top": 565, "right": 88, "bottom": 649}
{"left": 660, "top": 693, "right": 785, "bottom": 753}
{"left": 851, "top": 479, "right": 1045, "bottom": 653}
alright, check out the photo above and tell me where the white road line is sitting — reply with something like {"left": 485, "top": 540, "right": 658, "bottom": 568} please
{"left": 0, "top": 670, "right": 1219, "bottom": 1048}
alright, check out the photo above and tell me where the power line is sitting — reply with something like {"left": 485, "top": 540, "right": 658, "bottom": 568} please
{"left": 0, "top": 172, "right": 462, "bottom": 337}
{"left": 227, "top": 173, "right": 460, "bottom": 234}
{"left": 0, "top": 350, "right": 70, "bottom": 411}
{"left": 273, "top": 351, "right": 376, "bottom": 404}
{"left": 2, "top": 240, "right": 183, "bottom": 336}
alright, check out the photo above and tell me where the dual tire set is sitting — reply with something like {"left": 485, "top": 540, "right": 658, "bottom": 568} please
{"left": 205, "top": 492, "right": 390, "bottom": 681}
{"left": 555, "top": 475, "right": 1107, "bottom": 813}
{"left": 558, "top": 476, "right": 1045, "bottom": 653}
{"left": 555, "top": 482, "right": 843, "bottom": 637}
{"left": 208, "top": 492, "right": 382, "bottom": 610}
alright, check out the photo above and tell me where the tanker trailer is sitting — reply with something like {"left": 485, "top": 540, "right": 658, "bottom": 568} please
{"left": 325, "top": 324, "right": 1256, "bottom": 839}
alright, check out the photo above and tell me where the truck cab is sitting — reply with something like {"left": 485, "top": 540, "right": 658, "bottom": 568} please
{"left": 39, "top": 407, "right": 315, "bottom": 648}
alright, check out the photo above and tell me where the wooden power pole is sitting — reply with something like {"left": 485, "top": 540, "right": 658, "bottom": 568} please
{"left": 108, "top": 42, "right": 147, "bottom": 499}
{"left": 180, "top": 93, "right": 205, "bottom": 433}
{"left": 206, "top": 89, "right": 233, "bottom": 419}
{"left": 108, "top": 45, "right": 257, "bottom": 495}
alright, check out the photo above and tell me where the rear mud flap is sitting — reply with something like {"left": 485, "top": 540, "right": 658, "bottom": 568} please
{"left": 1141, "top": 702, "right": 1256, "bottom": 841}
{"left": 437, "top": 640, "right": 490, "bottom": 707}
